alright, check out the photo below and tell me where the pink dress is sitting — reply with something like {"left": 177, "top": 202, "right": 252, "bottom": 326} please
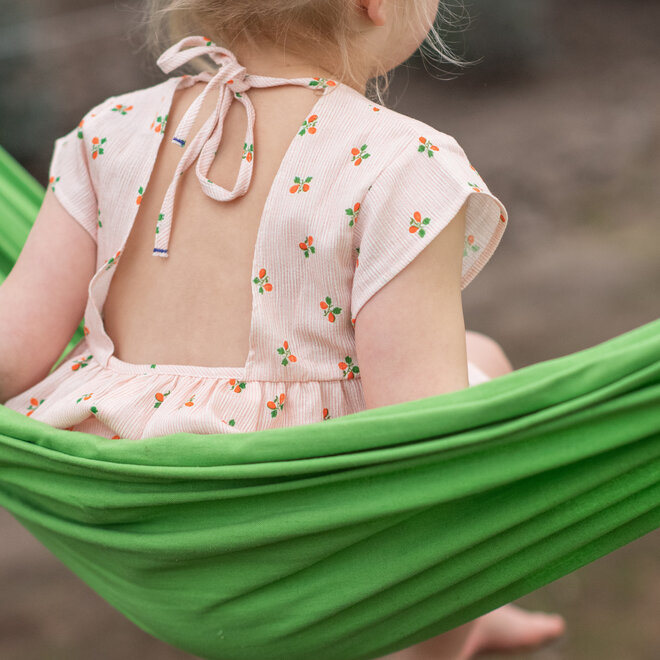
{"left": 4, "top": 36, "right": 509, "bottom": 439}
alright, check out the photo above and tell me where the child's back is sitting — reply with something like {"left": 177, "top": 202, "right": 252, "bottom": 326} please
{"left": 1, "top": 36, "right": 507, "bottom": 439}
{"left": 103, "top": 79, "right": 330, "bottom": 371}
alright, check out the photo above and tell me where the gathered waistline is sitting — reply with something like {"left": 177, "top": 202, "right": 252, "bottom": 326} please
{"left": 96, "top": 353, "right": 363, "bottom": 383}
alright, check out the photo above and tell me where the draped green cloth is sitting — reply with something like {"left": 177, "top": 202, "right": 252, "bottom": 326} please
{"left": 1, "top": 143, "right": 659, "bottom": 660}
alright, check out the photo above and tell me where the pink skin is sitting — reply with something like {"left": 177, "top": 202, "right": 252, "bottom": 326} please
{"left": 376, "top": 327, "right": 567, "bottom": 659}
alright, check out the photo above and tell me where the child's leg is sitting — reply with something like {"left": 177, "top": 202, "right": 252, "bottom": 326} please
{"left": 375, "top": 604, "right": 566, "bottom": 660}
{"left": 374, "top": 335, "right": 566, "bottom": 660}
{"left": 459, "top": 333, "right": 565, "bottom": 658}
{"left": 465, "top": 330, "right": 514, "bottom": 379}
{"left": 376, "top": 619, "right": 479, "bottom": 660}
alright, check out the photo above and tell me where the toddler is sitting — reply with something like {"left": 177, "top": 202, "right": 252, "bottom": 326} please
{"left": 0, "top": 0, "right": 566, "bottom": 657}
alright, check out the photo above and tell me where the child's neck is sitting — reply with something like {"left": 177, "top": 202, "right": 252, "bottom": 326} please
{"left": 231, "top": 41, "right": 368, "bottom": 95}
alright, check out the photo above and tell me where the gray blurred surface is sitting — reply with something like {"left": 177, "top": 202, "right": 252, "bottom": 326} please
{"left": 1, "top": 0, "right": 659, "bottom": 658}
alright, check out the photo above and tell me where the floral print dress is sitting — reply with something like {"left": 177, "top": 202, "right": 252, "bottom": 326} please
{"left": 3, "top": 36, "right": 508, "bottom": 440}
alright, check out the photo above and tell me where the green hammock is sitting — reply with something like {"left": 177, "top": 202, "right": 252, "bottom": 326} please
{"left": 1, "top": 143, "right": 659, "bottom": 660}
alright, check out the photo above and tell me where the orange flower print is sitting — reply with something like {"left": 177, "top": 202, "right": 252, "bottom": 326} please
{"left": 83, "top": 324, "right": 90, "bottom": 336}
{"left": 111, "top": 103, "right": 133, "bottom": 115}
{"left": 136, "top": 186, "right": 145, "bottom": 205}
{"left": 308, "top": 77, "right": 336, "bottom": 89}
{"left": 154, "top": 390, "right": 171, "bottom": 409}
{"left": 277, "top": 340, "right": 297, "bottom": 366}
{"left": 322, "top": 407, "right": 331, "bottom": 421}
{"left": 371, "top": 106, "right": 381, "bottom": 112}
{"left": 355, "top": 246, "right": 360, "bottom": 268}
{"left": 409, "top": 211, "right": 431, "bottom": 237}
{"left": 91, "top": 137, "right": 107, "bottom": 159}
{"left": 351, "top": 317, "right": 356, "bottom": 327}
{"left": 202, "top": 36, "right": 216, "bottom": 46}
{"left": 104, "top": 250, "right": 122, "bottom": 270}
{"left": 177, "top": 394, "right": 196, "bottom": 410}
{"left": 242, "top": 142, "right": 254, "bottom": 162}
{"left": 49, "top": 175, "right": 60, "bottom": 192}
{"left": 468, "top": 181, "right": 483, "bottom": 193}
{"left": 346, "top": 202, "right": 361, "bottom": 227}
{"left": 221, "top": 418, "right": 236, "bottom": 426}
{"left": 77, "top": 118, "right": 85, "bottom": 140}
{"left": 320, "top": 296, "right": 342, "bottom": 323}
{"left": 76, "top": 393, "right": 93, "bottom": 403}
{"left": 98, "top": 208, "right": 102, "bottom": 228}
{"left": 150, "top": 113, "right": 168, "bottom": 135}
{"left": 266, "top": 393, "right": 286, "bottom": 418}
{"left": 71, "top": 355, "right": 93, "bottom": 371}
{"left": 464, "top": 234, "right": 480, "bottom": 257}
{"left": 299, "top": 114, "right": 318, "bottom": 136}
{"left": 500, "top": 213, "right": 507, "bottom": 224}
{"left": 350, "top": 144, "right": 370, "bottom": 166}
{"left": 338, "top": 356, "right": 359, "bottom": 379}
{"left": 253, "top": 267, "right": 273, "bottom": 294}
{"left": 418, "top": 136, "right": 440, "bottom": 158}
{"left": 228, "top": 379, "right": 246, "bottom": 394}
{"left": 299, "top": 235, "right": 315, "bottom": 258}
{"left": 290, "top": 176, "right": 312, "bottom": 193}
{"left": 26, "top": 397, "right": 44, "bottom": 416}
{"left": 111, "top": 434, "right": 121, "bottom": 439}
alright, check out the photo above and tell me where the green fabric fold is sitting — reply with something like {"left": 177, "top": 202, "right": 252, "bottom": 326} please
{"left": 1, "top": 143, "right": 659, "bottom": 660}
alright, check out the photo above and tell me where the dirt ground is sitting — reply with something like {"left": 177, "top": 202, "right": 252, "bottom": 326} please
{"left": 1, "top": 0, "right": 658, "bottom": 658}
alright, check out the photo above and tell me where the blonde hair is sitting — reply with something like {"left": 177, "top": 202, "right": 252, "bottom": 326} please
{"left": 129, "top": 0, "right": 471, "bottom": 104}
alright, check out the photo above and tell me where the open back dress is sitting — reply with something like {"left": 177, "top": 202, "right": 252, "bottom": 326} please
{"left": 3, "top": 36, "right": 508, "bottom": 440}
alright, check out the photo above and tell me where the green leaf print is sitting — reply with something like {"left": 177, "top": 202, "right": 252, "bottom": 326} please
{"left": 418, "top": 137, "right": 440, "bottom": 157}
{"left": 409, "top": 212, "right": 431, "bottom": 238}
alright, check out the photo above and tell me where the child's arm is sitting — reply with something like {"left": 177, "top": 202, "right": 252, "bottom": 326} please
{"left": 0, "top": 189, "right": 96, "bottom": 404}
{"left": 355, "top": 201, "right": 469, "bottom": 409}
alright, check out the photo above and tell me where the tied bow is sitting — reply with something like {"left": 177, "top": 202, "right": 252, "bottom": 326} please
{"left": 150, "top": 35, "right": 333, "bottom": 257}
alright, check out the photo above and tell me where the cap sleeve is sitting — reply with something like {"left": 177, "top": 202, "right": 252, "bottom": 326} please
{"left": 47, "top": 115, "right": 99, "bottom": 244}
{"left": 351, "top": 131, "right": 508, "bottom": 321}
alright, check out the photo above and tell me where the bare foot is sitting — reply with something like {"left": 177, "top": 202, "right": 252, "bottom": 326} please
{"left": 458, "top": 604, "right": 566, "bottom": 658}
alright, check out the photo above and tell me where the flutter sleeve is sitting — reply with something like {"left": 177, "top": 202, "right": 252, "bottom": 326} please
{"left": 350, "top": 131, "right": 509, "bottom": 322}
{"left": 46, "top": 112, "right": 101, "bottom": 244}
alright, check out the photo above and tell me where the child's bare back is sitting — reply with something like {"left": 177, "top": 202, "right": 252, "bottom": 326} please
{"left": 103, "top": 82, "right": 323, "bottom": 369}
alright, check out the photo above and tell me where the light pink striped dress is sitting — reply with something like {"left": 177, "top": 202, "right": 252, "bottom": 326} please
{"left": 5, "top": 36, "right": 509, "bottom": 440}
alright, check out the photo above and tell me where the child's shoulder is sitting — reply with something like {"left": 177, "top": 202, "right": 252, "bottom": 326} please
{"left": 341, "top": 86, "right": 469, "bottom": 170}
{"left": 97, "top": 78, "right": 176, "bottom": 123}
{"left": 72, "top": 78, "right": 176, "bottom": 135}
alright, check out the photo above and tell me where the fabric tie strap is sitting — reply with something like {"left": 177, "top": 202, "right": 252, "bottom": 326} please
{"left": 152, "top": 35, "right": 332, "bottom": 257}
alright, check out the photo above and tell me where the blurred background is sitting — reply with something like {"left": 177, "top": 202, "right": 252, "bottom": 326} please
{"left": 0, "top": 0, "right": 658, "bottom": 658}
